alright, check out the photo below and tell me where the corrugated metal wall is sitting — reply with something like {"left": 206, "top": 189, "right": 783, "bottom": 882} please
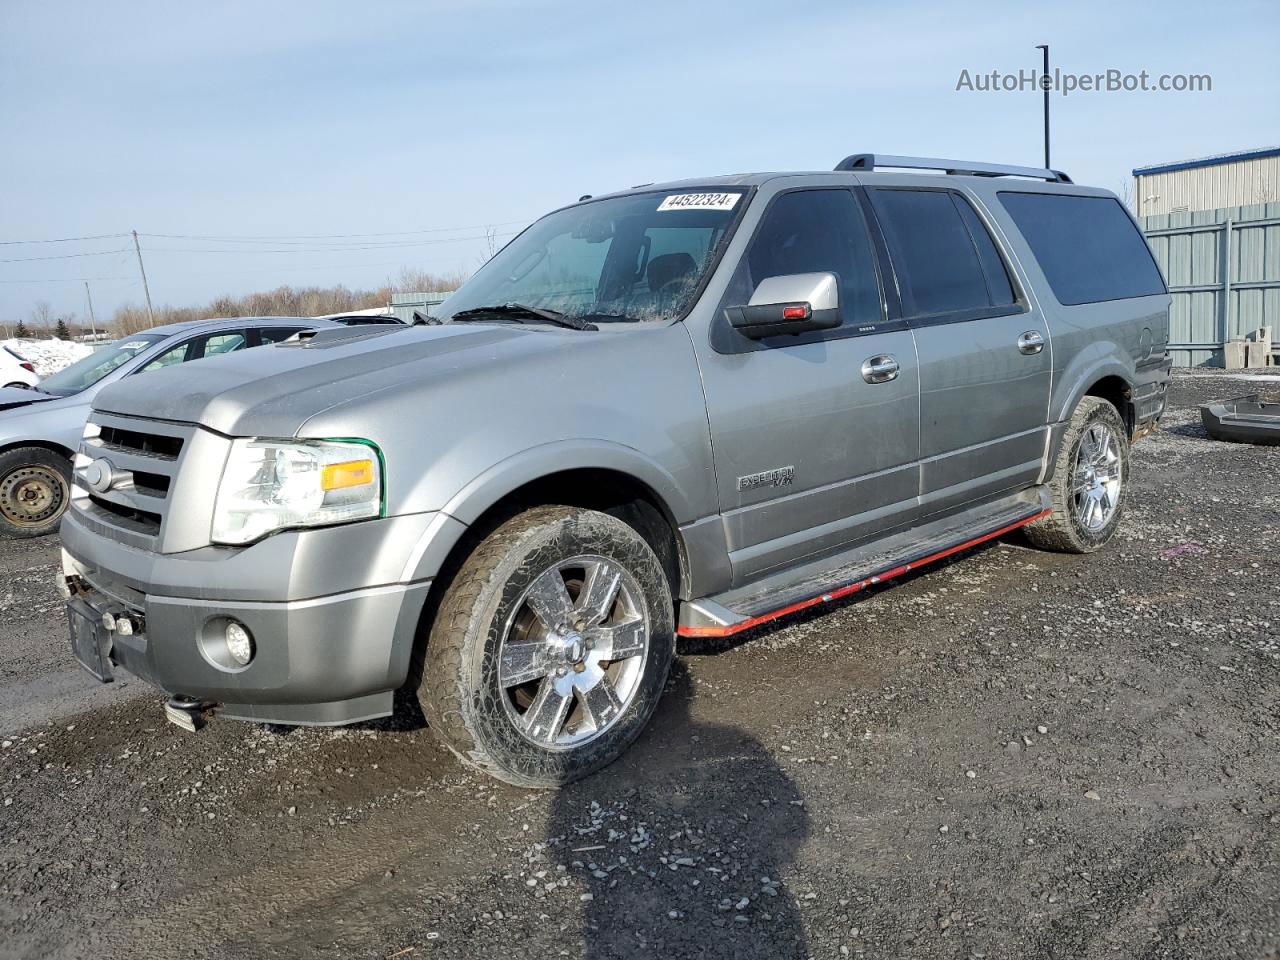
{"left": 1141, "top": 203, "right": 1280, "bottom": 366}
{"left": 1136, "top": 155, "right": 1280, "bottom": 217}
{"left": 389, "top": 291, "right": 452, "bottom": 323}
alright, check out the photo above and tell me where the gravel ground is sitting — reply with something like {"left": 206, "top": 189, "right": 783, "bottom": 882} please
{"left": 1, "top": 369, "right": 1277, "bottom": 960}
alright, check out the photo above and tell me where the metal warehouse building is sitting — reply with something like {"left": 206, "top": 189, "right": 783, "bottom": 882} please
{"left": 1134, "top": 146, "right": 1279, "bottom": 218}
{"left": 1134, "top": 147, "right": 1279, "bottom": 367}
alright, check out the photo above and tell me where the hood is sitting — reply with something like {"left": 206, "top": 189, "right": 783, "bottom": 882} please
{"left": 0, "top": 386, "right": 56, "bottom": 413}
{"left": 91, "top": 323, "right": 563, "bottom": 436}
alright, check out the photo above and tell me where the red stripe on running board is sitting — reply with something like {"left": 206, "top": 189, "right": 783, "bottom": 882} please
{"left": 677, "top": 509, "right": 1051, "bottom": 639}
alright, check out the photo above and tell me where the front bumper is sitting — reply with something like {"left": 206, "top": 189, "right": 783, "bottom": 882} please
{"left": 60, "top": 508, "right": 443, "bottom": 725}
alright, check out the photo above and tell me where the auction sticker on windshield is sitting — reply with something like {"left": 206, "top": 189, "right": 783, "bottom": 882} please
{"left": 657, "top": 192, "right": 740, "bottom": 212}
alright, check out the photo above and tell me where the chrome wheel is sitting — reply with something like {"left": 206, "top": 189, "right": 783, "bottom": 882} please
{"left": 1072, "top": 422, "right": 1122, "bottom": 532}
{"left": 499, "top": 555, "right": 649, "bottom": 749}
{"left": 0, "top": 464, "right": 68, "bottom": 528}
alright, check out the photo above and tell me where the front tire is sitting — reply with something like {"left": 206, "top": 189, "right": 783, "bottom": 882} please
{"left": 1025, "top": 396, "right": 1129, "bottom": 553}
{"left": 0, "top": 447, "right": 72, "bottom": 539}
{"left": 421, "top": 505, "right": 675, "bottom": 787}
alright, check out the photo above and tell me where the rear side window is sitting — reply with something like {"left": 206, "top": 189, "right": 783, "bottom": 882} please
{"left": 868, "top": 189, "right": 1016, "bottom": 318}
{"left": 998, "top": 192, "right": 1166, "bottom": 305}
{"left": 257, "top": 326, "right": 305, "bottom": 344}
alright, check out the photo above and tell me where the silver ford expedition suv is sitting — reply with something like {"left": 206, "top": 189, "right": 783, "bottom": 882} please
{"left": 60, "top": 154, "right": 1171, "bottom": 786}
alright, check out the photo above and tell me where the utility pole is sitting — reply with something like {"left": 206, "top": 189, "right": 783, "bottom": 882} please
{"left": 83, "top": 281, "right": 100, "bottom": 341}
{"left": 1035, "top": 44, "right": 1051, "bottom": 169}
{"left": 132, "top": 230, "right": 155, "bottom": 326}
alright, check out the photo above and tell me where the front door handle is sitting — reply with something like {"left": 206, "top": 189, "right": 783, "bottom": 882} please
{"left": 1017, "top": 330, "right": 1045, "bottom": 355}
{"left": 861, "top": 354, "right": 899, "bottom": 384}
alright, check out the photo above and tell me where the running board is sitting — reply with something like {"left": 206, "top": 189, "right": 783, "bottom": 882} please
{"left": 679, "top": 488, "right": 1051, "bottom": 638}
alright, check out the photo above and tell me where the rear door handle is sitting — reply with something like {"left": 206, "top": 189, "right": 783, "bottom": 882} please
{"left": 1017, "top": 330, "right": 1045, "bottom": 355}
{"left": 861, "top": 354, "right": 899, "bottom": 384}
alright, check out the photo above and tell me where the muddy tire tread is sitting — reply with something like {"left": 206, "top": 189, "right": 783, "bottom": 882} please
{"left": 421, "top": 505, "right": 673, "bottom": 788}
{"left": 1025, "top": 396, "right": 1128, "bottom": 554}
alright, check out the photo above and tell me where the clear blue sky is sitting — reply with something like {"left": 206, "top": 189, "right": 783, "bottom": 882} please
{"left": 2, "top": 0, "right": 1276, "bottom": 325}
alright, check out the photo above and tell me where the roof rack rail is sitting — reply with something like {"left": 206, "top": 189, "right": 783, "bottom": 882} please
{"left": 834, "top": 153, "right": 1072, "bottom": 184}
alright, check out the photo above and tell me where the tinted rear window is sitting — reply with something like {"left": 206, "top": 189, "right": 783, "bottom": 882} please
{"left": 999, "top": 192, "right": 1166, "bottom": 305}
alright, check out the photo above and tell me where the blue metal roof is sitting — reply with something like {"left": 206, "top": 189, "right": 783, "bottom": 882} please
{"left": 1133, "top": 146, "right": 1280, "bottom": 177}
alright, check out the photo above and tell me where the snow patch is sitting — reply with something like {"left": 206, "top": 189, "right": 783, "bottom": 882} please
{"left": 1, "top": 338, "right": 94, "bottom": 377}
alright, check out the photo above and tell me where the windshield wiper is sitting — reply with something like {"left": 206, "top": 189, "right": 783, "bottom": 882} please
{"left": 449, "top": 303, "right": 598, "bottom": 331}
{"left": 578, "top": 312, "right": 647, "bottom": 324}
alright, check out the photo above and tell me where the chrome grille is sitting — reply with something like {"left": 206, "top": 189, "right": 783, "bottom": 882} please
{"left": 74, "top": 413, "right": 197, "bottom": 546}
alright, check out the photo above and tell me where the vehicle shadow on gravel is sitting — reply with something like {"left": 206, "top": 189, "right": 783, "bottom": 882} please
{"left": 1159, "top": 420, "right": 1213, "bottom": 439}
{"left": 546, "top": 661, "right": 811, "bottom": 959}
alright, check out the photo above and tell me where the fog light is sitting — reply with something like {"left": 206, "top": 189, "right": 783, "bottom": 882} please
{"left": 225, "top": 621, "right": 254, "bottom": 666}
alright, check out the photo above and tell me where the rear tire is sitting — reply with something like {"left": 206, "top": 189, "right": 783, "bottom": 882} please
{"left": 0, "top": 447, "right": 72, "bottom": 539}
{"left": 4, "top": 382, "right": 30, "bottom": 389}
{"left": 421, "top": 505, "right": 675, "bottom": 788}
{"left": 1025, "top": 397, "right": 1129, "bottom": 554}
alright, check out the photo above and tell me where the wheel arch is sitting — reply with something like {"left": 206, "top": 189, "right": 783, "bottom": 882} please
{"left": 1044, "top": 365, "right": 1136, "bottom": 483}
{"left": 407, "top": 442, "right": 698, "bottom": 617}
{"left": 399, "top": 453, "right": 694, "bottom": 700}
{"left": 0, "top": 438, "right": 76, "bottom": 461}
{"left": 1054, "top": 349, "right": 1136, "bottom": 430}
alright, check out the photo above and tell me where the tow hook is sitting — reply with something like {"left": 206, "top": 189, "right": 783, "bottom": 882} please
{"left": 164, "top": 695, "right": 216, "bottom": 733}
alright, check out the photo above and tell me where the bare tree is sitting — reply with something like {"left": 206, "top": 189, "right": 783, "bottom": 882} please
{"left": 1117, "top": 177, "right": 1135, "bottom": 213}
{"left": 30, "top": 300, "right": 54, "bottom": 331}
{"left": 108, "top": 274, "right": 469, "bottom": 337}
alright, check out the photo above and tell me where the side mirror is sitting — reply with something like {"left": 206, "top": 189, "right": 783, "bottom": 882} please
{"left": 725, "top": 272, "right": 842, "bottom": 339}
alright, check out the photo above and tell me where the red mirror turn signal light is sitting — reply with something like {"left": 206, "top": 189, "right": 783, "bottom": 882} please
{"left": 781, "top": 304, "right": 811, "bottom": 320}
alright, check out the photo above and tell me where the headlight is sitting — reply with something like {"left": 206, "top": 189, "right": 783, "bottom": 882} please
{"left": 211, "top": 438, "right": 383, "bottom": 545}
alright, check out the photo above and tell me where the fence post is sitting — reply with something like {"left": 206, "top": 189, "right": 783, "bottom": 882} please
{"left": 1220, "top": 217, "right": 1233, "bottom": 365}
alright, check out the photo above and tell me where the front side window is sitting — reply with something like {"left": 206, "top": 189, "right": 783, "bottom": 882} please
{"left": 725, "top": 189, "right": 883, "bottom": 330}
{"left": 37, "top": 333, "right": 167, "bottom": 396}
{"left": 868, "top": 188, "right": 1016, "bottom": 318}
{"left": 140, "top": 342, "right": 190, "bottom": 373}
{"left": 438, "top": 189, "right": 747, "bottom": 325}
{"left": 999, "top": 192, "right": 1166, "bottom": 305}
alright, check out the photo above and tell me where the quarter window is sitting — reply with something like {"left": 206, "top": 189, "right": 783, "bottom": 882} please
{"left": 868, "top": 188, "right": 1016, "bottom": 318}
{"left": 998, "top": 192, "right": 1166, "bottom": 305}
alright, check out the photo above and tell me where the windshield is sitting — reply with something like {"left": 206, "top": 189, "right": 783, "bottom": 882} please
{"left": 439, "top": 189, "right": 748, "bottom": 325}
{"left": 37, "top": 334, "right": 167, "bottom": 397}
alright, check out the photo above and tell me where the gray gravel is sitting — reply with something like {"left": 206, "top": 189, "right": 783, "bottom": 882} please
{"left": 1, "top": 369, "right": 1277, "bottom": 960}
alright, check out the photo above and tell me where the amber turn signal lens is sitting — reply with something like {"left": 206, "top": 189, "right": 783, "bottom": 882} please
{"left": 320, "top": 458, "right": 375, "bottom": 491}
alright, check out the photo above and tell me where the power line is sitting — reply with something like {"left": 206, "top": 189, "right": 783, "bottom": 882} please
{"left": 140, "top": 232, "right": 516, "bottom": 255}
{"left": 0, "top": 232, "right": 130, "bottom": 246}
{"left": 138, "top": 219, "right": 531, "bottom": 241}
{"left": 134, "top": 233, "right": 519, "bottom": 249}
{"left": 0, "top": 275, "right": 137, "bottom": 285}
{"left": 0, "top": 248, "right": 132, "bottom": 264}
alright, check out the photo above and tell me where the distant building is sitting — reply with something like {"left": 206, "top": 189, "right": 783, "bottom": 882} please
{"left": 1133, "top": 146, "right": 1279, "bottom": 217}
{"left": 389, "top": 291, "right": 453, "bottom": 323}
{"left": 1134, "top": 146, "right": 1280, "bottom": 367}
